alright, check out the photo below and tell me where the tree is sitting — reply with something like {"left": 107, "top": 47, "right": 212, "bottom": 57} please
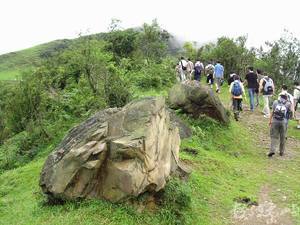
{"left": 135, "top": 19, "right": 169, "bottom": 62}
{"left": 107, "top": 18, "right": 122, "bottom": 32}
{"left": 255, "top": 30, "right": 300, "bottom": 84}
{"left": 183, "top": 42, "right": 197, "bottom": 59}
{"left": 70, "top": 35, "right": 112, "bottom": 94}
{"left": 105, "top": 28, "right": 139, "bottom": 61}
{"left": 200, "top": 36, "right": 255, "bottom": 78}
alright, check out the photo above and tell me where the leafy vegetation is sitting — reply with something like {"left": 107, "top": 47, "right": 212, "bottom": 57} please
{"left": 0, "top": 20, "right": 300, "bottom": 225}
{"left": 0, "top": 20, "right": 176, "bottom": 172}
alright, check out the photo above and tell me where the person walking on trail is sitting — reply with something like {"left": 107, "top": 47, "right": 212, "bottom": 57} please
{"left": 229, "top": 75, "right": 247, "bottom": 121}
{"left": 194, "top": 59, "right": 204, "bottom": 82}
{"left": 244, "top": 66, "right": 258, "bottom": 112}
{"left": 214, "top": 61, "right": 224, "bottom": 93}
{"left": 294, "top": 81, "right": 300, "bottom": 111}
{"left": 293, "top": 81, "right": 300, "bottom": 129}
{"left": 280, "top": 84, "right": 295, "bottom": 122}
{"left": 179, "top": 57, "right": 188, "bottom": 82}
{"left": 205, "top": 62, "right": 215, "bottom": 88}
{"left": 186, "top": 58, "right": 194, "bottom": 80}
{"left": 268, "top": 92, "right": 292, "bottom": 157}
{"left": 259, "top": 74, "right": 274, "bottom": 118}
{"left": 255, "top": 69, "right": 264, "bottom": 107}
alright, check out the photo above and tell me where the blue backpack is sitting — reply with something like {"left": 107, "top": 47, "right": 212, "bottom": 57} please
{"left": 232, "top": 81, "right": 242, "bottom": 96}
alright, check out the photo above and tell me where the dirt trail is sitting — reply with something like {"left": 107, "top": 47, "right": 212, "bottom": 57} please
{"left": 231, "top": 108, "right": 299, "bottom": 225}
{"left": 233, "top": 185, "right": 293, "bottom": 225}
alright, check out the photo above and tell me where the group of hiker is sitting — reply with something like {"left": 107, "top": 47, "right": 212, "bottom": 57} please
{"left": 175, "top": 57, "right": 300, "bottom": 158}
{"left": 176, "top": 57, "right": 225, "bottom": 93}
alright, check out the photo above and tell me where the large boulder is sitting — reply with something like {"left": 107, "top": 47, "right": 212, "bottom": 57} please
{"left": 40, "top": 97, "right": 180, "bottom": 203}
{"left": 168, "top": 82, "right": 230, "bottom": 124}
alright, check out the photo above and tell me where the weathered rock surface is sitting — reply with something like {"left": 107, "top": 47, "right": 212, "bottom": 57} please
{"left": 168, "top": 83, "right": 230, "bottom": 124}
{"left": 168, "top": 109, "right": 192, "bottom": 139}
{"left": 40, "top": 97, "right": 180, "bottom": 203}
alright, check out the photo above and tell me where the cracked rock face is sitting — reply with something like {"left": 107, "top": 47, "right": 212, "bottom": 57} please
{"left": 40, "top": 97, "right": 180, "bottom": 202}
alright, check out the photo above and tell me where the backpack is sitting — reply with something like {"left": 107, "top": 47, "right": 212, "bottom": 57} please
{"left": 231, "top": 81, "right": 242, "bottom": 96}
{"left": 273, "top": 100, "right": 288, "bottom": 121}
{"left": 194, "top": 64, "right": 202, "bottom": 74}
{"left": 263, "top": 78, "right": 273, "bottom": 94}
{"left": 206, "top": 64, "right": 214, "bottom": 74}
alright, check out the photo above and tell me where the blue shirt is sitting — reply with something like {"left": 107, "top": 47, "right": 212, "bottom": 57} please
{"left": 214, "top": 63, "right": 224, "bottom": 78}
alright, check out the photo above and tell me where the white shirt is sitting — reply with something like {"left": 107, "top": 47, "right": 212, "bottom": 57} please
{"left": 294, "top": 86, "right": 300, "bottom": 100}
{"left": 180, "top": 60, "right": 188, "bottom": 67}
{"left": 195, "top": 61, "right": 204, "bottom": 68}
{"left": 187, "top": 61, "right": 194, "bottom": 71}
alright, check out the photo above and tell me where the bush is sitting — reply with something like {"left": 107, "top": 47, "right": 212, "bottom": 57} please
{"left": 133, "top": 58, "right": 176, "bottom": 89}
{"left": 104, "top": 66, "right": 132, "bottom": 107}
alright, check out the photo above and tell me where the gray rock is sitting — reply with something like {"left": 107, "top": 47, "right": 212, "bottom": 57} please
{"left": 40, "top": 97, "right": 180, "bottom": 203}
{"left": 168, "top": 83, "right": 230, "bottom": 124}
{"left": 168, "top": 109, "right": 192, "bottom": 139}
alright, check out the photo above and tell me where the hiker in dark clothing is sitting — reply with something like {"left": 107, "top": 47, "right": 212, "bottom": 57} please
{"left": 244, "top": 66, "right": 258, "bottom": 112}
{"left": 194, "top": 59, "right": 204, "bottom": 82}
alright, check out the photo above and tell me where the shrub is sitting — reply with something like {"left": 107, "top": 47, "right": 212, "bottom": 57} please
{"left": 133, "top": 58, "right": 176, "bottom": 89}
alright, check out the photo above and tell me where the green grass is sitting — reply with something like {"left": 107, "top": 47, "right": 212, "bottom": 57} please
{"left": 0, "top": 39, "right": 71, "bottom": 80}
{"left": 0, "top": 70, "right": 21, "bottom": 80}
{"left": 0, "top": 111, "right": 266, "bottom": 224}
{"left": 0, "top": 81, "right": 299, "bottom": 225}
{"left": 288, "top": 120, "right": 300, "bottom": 140}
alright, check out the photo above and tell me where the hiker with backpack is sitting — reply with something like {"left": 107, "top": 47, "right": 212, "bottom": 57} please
{"left": 187, "top": 58, "right": 194, "bottom": 80}
{"left": 179, "top": 57, "right": 188, "bottom": 82}
{"left": 293, "top": 81, "right": 300, "bottom": 129}
{"left": 229, "top": 75, "right": 246, "bottom": 121}
{"left": 244, "top": 66, "right": 258, "bottom": 112}
{"left": 259, "top": 74, "right": 274, "bottom": 118}
{"left": 268, "top": 92, "right": 292, "bottom": 157}
{"left": 280, "top": 84, "right": 295, "bottom": 122}
{"left": 205, "top": 62, "right": 215, "bottom": 88}
{"left": 214, "top": 61, "right": 224, "bottom": 93}
{"left": 194, "top": 59, "right": 204, "bottom": 82}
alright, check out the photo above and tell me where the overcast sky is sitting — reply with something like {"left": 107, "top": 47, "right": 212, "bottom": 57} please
{"left": 1, "top": 0, "right": 300, "bottom": 55}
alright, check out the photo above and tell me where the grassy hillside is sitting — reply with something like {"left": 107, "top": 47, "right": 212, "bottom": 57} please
{"left": 1, "top": 85, "right": 299, "bottom": 225}
{"left": 0, "top": 39, "right": 71, "bottom": 80}
{"left": 0, "top": 32, "right": 180, "bottom": 81}
{"left": 1, "top": 23, "right": 300, "bottom": 224}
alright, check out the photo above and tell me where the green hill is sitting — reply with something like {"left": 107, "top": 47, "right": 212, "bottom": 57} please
{"left": 1, "top": 87, "right": 300, "bottom": 225}
{"left": 1, "top": 22, "right": 300, "bottom": 224}
{"left": 0, "top": 39, "right": 71, "bottom": 80}
{"left": 0, "top": 31, "right": 181, "bottom": 81}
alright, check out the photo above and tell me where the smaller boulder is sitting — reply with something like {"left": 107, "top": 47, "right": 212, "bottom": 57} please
{"left": 168, "top": 83, "right": 230, "bottom": 124}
